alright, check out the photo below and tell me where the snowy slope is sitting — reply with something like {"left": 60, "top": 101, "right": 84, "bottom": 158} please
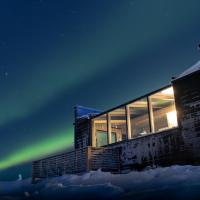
{"left": 1, "top": 165, "right": 200, "bottom": 200}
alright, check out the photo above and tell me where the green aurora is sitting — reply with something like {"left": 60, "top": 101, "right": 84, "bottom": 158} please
{"left": 0, "top": 129, "right": 73, "bottom": 170}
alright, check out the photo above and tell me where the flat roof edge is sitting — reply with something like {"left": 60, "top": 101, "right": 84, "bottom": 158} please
{"left": 172, "top": 69, "right": 200, "bottom": 83}
{"left": 90, "top": 84, "right": 172, "bottom": 119}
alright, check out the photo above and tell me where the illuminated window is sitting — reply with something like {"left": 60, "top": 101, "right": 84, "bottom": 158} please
{"left": 149, "top": 86, "right": 178, "bottom": 132}
{"left": 92, "top": 86, "right": 178, "bottom": 146}
{"left": 93, "top": 114, "right": 108, "bottom": 147}
{"left": 109, "top": 106, "right": 127, "bottom": 143}
{"left": 127, "top": 98, "right": 150, "bottom": 138}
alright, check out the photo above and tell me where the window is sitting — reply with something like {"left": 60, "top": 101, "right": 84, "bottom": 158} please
{"left": 92, "top": 114, "right": 108, "bottom": 147}
{"left": 109, "top": 106, "right": 127, "bottom": 143}
{"left": 149, "top": 87, "right": 177, "bottom": 132}
{"left": 91, "top": 86, "right": 178, "bottom": 146}
{"left": 127, "top": 98, "right": 150, "bottom": 138}
{"left": 96, "top": 130, "right": 108, "bottom": 147}
{"left": 111, "top": 132, "right": 117, "bottom": 143}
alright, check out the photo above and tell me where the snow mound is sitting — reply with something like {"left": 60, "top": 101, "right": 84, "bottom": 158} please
{"left": 1, "top": 165, "right": 200, "bottom": 200}
{"left": 177, "top": 60, "right": 200, "bottom": 79}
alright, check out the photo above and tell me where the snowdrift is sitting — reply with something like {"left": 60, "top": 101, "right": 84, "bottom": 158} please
{"left": 1, "top": 165, "right": 200, "bottom": 200}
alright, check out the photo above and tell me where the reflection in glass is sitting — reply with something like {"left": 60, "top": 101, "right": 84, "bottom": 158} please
{"left": 92, "top": 86, "right": 178, "bottom": 146}
{"left": 149, "top": 87, "right": 177, "bottom": 132}
{"left": 110, "top": 107, "right": 127, "bottom": 143}
{"left": 93, "top": 114, "right": 108, "bottom": 147}
{"left": 128, "top": 98, "right": 150, "bottom": 138}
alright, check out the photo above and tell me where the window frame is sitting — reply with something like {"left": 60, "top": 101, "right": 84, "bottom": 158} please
{"left": 126, "top": 97, "right": 151, "bottom": 139}
{"left": 148, "top": 86, "right": 177, "bottom": 133}
{"left": 91, "top": 85, "right": 178, "bottom": 147}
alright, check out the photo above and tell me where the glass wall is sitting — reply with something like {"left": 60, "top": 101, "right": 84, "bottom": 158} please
{"left": 92, "top": 86, "right": 178, "bottom": 147}
{"left": 92, "top": 114, "right": 108, "bottom": 147}
{"left": 109, "top": 106, "right": 127, "bottom": 143}
{"left": 127, "top": 98, "right": 150, "bottom": 138}
{"left": 149, "top": 87, "right": 177, "bottom": 132}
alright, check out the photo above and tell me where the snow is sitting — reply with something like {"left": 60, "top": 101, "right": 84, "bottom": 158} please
{"left": 75, "top": 105, "right": 101, "bottom": 119}
{"left": 1, "top": 165, "right": 200, "bottom": 200}
{"left": 177, "top": 60, "right": 200, "bottom": 79}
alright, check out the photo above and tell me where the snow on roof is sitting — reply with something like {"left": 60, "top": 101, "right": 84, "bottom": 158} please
{"left": 176, "top": 60, "right": 200, "bottom": 79}
{"left": 75, "top": 105, "right": 101, "bottom": 119}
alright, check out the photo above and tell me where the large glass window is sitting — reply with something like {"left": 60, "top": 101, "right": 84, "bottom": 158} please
{"left": 93, "top": 114, "right": 108, "bottom": 147}
{"left": 91, "top": 86, "right": 178, "bottom": 146}
{"left": 149, "top": 87, "right": 178, "bottom": 132}
{"left": 127, "top": 98, "right": 150, "bottom": 138}
{"left": 109, "top": 106, "right": 127, "bottom": 143}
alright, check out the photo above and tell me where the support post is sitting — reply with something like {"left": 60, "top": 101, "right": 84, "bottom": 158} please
{"left": 86, "top": 147, "right": 91, "bottom": 172}
{"left": 147, "top": 96, "right": 155, "bottom": 133}
{"left": 126, "top": 105, "right": 132, "bottom": 140}
{"left": 107, "top": 113, "right": 112, "bottom": 144}
{"left": 91, "top": 120, "right": 96, "bottom": 147}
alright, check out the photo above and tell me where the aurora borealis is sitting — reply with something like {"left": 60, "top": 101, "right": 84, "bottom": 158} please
{"left": 1, "top": 0, "right": 200, "bottom": 180}
{"left": 0, "top": 129, "right": 73, "bottom": 170}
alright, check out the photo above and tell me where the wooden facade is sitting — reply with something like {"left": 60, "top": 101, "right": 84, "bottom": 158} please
{"left": 32, "top": 147, "right": 120, "bottom": 181}
{"left": 32, "top": 62, "right": 200, "bottom": 181}
{"left": 173, "top": 70, "right": 200, "bottom": 163}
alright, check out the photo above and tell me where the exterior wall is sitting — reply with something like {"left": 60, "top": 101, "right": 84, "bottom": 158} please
{"left": 89, "top": 147, "right": 120, "bottom": 172}
{"left": 32, "top": 147, "right": 120, "bottom": 181}
{"left": 74, "top": 106, "right": 99, "bottom": 149}
{"left": 32, "top": 148, "right": 88, "bottom": 181}
{"left": 173, "top": 71, "right": 200, "bottom": 163}
{"left": 74, "top": 117, "right": 91, "bottom": 149}
{"left": 32, "top": 128, "right": 185, "bottom": 181}
{"left": 106, "top": 128, "right": 186, "bottom": 170}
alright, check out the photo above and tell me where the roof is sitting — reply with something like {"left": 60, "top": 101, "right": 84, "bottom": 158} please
{"left": 176, "top": 60, "right": 200, "bottom": 80}
{"left": 74, "top": 105, "right": 101, "bottom": 119}
{"left": 90, "top": 84, "right": 171, "bottom": 119}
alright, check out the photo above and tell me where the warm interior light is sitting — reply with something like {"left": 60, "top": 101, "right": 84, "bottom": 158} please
{"left": 167, "top": 110, "right": 178, "bottom": 128}
{"left": 161, "top": 87, "right": 174, "bottom": 95}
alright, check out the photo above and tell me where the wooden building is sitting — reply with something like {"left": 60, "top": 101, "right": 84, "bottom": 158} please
{"left": 32, "top": 61, "right": 200, "bottom": 181}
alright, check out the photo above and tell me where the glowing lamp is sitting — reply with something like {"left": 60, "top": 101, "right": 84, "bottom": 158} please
{"left": 161, "top": 87, "right": 174, "bottom": 95}
{"left": 167, "top": 110, "right": 178, "bottom": 128}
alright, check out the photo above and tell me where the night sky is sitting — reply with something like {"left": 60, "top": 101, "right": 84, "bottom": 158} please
{"left": 1, "top": 0, "right": 200, "bottom": 181}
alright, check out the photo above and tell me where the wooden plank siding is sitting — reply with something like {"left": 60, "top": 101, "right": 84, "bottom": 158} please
{"left": 173, "top": 70, "right": 200, "bottom": 163}
{"left": 32, "top": 128, "right": 185, "bottom": 182}
{"left": 32, "top": 147, "right": 120, "bottom": 182}
{"left": 74, "top": 117, "right": 91, "bottom": 149}
{"left": 105, "top": 128, "right": 186, "bottom": 170}
{"left": 32, "top": 148, "right": 88, "bottom": 181}
{"left": 89, "top": 147, "right": 120, "bottom": 172}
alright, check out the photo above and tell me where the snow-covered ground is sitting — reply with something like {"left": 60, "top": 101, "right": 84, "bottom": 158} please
{"left": 1, "top": 165, "right": 200, "bottom": 200}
